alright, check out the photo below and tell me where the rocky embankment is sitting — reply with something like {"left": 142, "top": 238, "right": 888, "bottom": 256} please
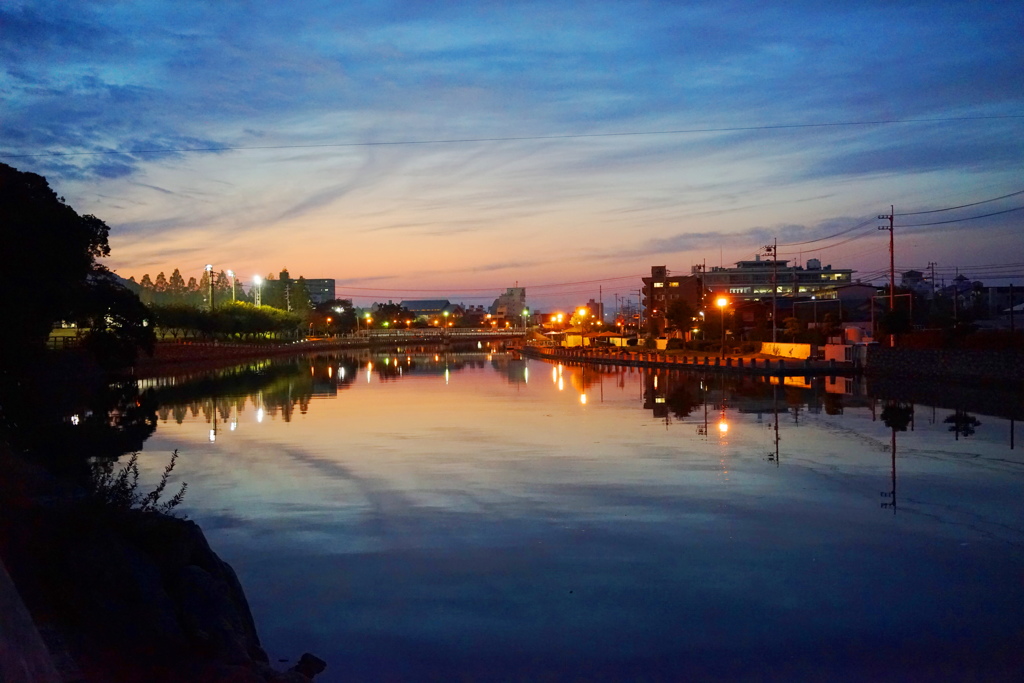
{"left": 0, "top": 451, "right": 325, "bottom": 682}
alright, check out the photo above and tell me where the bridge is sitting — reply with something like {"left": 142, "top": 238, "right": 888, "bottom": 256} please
{"left": 348, "top": 328, "right": 524, "bottom": 342}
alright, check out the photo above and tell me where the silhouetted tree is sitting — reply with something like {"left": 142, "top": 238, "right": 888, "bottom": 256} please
{"left": 665, "top": 299, "right": 697, "bottom": 331}
{"left": 0, "top": 163, "right": 150, "bottom": 367}
{"left": 881, "top": 402, "right": 914, "bottom": 431}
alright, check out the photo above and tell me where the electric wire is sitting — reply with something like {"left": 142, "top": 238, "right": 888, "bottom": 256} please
{"left": 894, "top": 189, "right": 1024, "bottom": 215}
{"left": 776, "top": 218, "right": 876, "bottom": 248}
{"left": 895, "top": 205, "right": 1024, "bottom": 227}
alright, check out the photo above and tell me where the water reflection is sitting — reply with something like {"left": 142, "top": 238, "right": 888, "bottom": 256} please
{"left": 131, "top": 349, "right": 1024, "bottom": 681}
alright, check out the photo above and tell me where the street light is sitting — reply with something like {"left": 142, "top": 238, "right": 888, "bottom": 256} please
{"left": 253, "top": 275, "right": 262, "bottom": 307}
{"left": 227, "top": 270, "right": 236, "bottom": 302}
{"left": 716, "top": 297, "right": 728, "bottom": 358}
{"left": 205, "top": 264, "right": 214, "bottom": 310}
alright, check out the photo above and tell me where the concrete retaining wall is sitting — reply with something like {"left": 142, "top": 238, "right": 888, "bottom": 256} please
{"left": 759, "top": 342, "right": 813, "bottom": 359}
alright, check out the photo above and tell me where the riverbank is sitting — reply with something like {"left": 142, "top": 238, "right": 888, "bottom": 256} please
{"left": 520, "top": 344, "right": 853, "bottom": 375}
{"left": 0, "top": 447, "right": 326, "bottom": 682}
{"left": 129, "top": 334, "right": 522, "bottom": 378}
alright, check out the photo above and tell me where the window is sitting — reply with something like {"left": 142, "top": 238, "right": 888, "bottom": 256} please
{"left": 653, "top": 282, "right": 664, "bottom": 288}
{"left": 669, "top": 282, "right": 679, "bottom": 287}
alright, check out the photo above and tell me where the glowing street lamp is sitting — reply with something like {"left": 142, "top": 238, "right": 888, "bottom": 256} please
{"left": 227, "top": 269, "right": 236, "bottom": 301}
{"left": 716, "top": 296, "right": 729, "bottom": 358}
{"left": 205, "top": 264, "right": 214, "bottom": 310}
{"left": 253, "top": 274, "right": 262, "bottom": 307}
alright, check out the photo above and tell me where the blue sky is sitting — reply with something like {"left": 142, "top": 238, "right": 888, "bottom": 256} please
{"left": 3, "top": 0, "right": 1022, "bottom": 308}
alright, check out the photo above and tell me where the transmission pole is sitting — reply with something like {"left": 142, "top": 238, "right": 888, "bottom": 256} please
{"left": 763, "top": 239, "right": 778, "bottom": 343}
{"left": 878, "top": 206, "right": 894, "bottom": 313}
{"left": 928, "top": 261, "right": 937, "bottom": 300}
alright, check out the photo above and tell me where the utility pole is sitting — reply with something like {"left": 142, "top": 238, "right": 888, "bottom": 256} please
{"left": 953, "top": 266, "right": 959, "bottom": 323}
{"left": 878, "top": 206, "right": 895, "bottom": 346}
{"left": 878, "top": 206, "right": 894, "bottom": 313}
{"left": 1009, "top": 283, "right": 1014, "bottom": 335}
{"left": 763, "top": 239, "right": 778, "bottom": 343}
{"left": 638, "top": 287, "right": 643, "bottom": 335}
{"left": 928, "top": 261, "right": 937, "bottom": 300}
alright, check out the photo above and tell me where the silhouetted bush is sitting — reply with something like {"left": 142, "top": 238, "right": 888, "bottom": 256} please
{"left": 90, "top": 450, "right": 187, "bottom": 516}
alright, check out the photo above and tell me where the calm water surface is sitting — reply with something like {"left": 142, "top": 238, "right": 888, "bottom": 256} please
{"left": 136, "top": 349, "right": 1024, "bottom": 681}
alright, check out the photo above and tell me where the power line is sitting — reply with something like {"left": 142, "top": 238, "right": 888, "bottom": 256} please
{"left": 778, "top": 217, "right": 875, "bottom": 247}
{"left": 5, "top": 114, "right": 1024, "bottom": 159}
{"left": 779, "top": 226, "right": 877, "bottom": 255}
{"left": 894, "top": 188, "right": 1024, "bottom": 215}
{"left": 896, "top": 205, "right": 1024, "bottom": 227}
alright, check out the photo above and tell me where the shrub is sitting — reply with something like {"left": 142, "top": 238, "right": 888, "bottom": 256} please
{"left": 90, "top": 450, "right": 188, "bottom": 516}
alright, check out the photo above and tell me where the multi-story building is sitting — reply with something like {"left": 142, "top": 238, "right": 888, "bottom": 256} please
{"left": 490, "top": 287, "right": 528, "bottom": 326}
{"left": 304, "top": 278, "right": 336, "bottom": 305}
{"left": 641, "top": 266, "right": 704, "bottom": 334}
{"left": 694, "top": 257, "right": 853, "bottom": 299}
{"left": 582, "top": 298, "right": 605, "bottom": 323}
{"left": 399, "top": 299, "right": 461, "bottom": 324}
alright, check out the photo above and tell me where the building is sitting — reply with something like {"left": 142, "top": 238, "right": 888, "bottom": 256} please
{"left": 399, "top": 299, "right": 463, "bottom": 325}
{"left": 900, "top": 270, "right": 931, "bottom": 298}
{"left": 641, "top": 266, "right": 704, "bottom": 334}
{"left": 582, "top": 298, "right": 605, "bottom": 322}
{"left": 304, "top": 278, "right": 336, "bottom": 305}
{"left": 490, "top": 287, "right": 528, "bottom": 326}
{"left": 460, "top": 304, "right": 489, "bottom": 326}
{"left": 694, "top": 256, "right": 853, "bottom": 300}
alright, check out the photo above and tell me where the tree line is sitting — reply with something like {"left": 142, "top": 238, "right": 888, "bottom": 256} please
{"left": 124, "top": 268, "right": 313, "bottom": 312}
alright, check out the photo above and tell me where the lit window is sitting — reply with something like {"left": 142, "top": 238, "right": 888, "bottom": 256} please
{"left": 669, "top": 282, "right": 679, "bottom": 287}
{"left": 653, "top": 282, "right": 664, "bottom": 288}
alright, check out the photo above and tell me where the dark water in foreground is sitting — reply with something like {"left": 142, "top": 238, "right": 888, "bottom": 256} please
{"left": 133, "top": 349, "right": 1023, "bottom": 681}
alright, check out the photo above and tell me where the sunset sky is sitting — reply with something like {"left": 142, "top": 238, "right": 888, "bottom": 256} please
{"left": 3, "top": 1, "right": 1023, "bottom": 310}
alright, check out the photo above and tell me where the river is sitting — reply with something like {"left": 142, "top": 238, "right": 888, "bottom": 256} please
{"left": 133, "top": 346, "right": 1024, "bottom": 681}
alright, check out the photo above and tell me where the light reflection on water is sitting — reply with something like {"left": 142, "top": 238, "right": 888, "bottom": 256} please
{"left": 139, "top": 351, "right": 1024, "bottom": 681}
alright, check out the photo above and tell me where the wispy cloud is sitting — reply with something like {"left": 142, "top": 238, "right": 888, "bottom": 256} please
{"left": 3, "top": 1, "right": 1022, "bottom": 301}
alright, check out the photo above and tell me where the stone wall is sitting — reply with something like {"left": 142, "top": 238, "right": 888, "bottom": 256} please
{"left": 865, "top": 347, "right": 1024, "bottom": 385}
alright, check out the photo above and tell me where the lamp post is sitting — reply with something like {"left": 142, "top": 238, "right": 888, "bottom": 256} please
{"left": 253, "top": 275, "right": 262, "bottom": 307}
{"left": 227, "top": 270, "right": 236, "bottom": 302}
{"left": 716, "top": 296, "right": 728, "bottom": 358}
{"left": 205, "top": 264, "right": 214, "bottom": 311}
